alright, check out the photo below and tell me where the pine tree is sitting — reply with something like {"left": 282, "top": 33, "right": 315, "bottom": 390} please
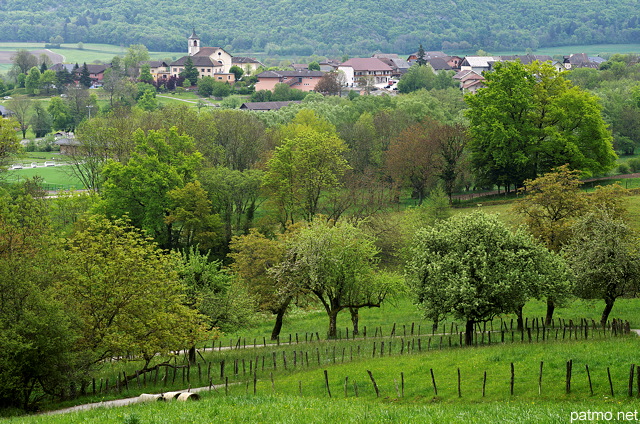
{"left": 79, "top": 63, "right": 92, "bottom": 88}
{"left": 180, "top": 57, "right": 199, "bottom": 86}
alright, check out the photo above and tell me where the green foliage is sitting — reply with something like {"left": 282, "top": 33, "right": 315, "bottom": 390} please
{"left": 228, "top": 65, "right": 244, "bottom": 81}
{"left": 397, "top": 64, "right": 436, "bottom": 93}
{"left": 272, "top": 220, "right": 399, "bottom": 338}
{"left": 179, "top": 247, "right": 255, "bottom": 333}
{"left": 406, "top": 211, "right": 572, "bottom": 344}
{"left": 563, "top": 208, "right": 640, "bottom": 325}
{"left": 0, "top": 186, "right": 77, "bottom": 410}
{"left": 60, "top": 216, "right": 205, "bottom": 367}
{"left": 180, "top": 56, "right": 199, "bottom": 87}
{"left": 466, "top": 61, "right": 617, "bottom": 190}
{"left": 99, "top": 127, "right": 203, "bottom": 248}
{"left": 263, "top": 112, "right": 350, "bottom": 225}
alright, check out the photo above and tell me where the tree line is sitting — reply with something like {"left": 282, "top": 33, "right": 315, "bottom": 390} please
{"left": 2, "top": 0, "right": 640, "bottom": 55}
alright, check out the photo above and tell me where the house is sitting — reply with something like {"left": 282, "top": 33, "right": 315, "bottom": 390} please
{"left": 169, "top": 30, "right": 235, "bottom": 81}
{"left": 563, "top": 53, "right": 600, "bottom": 70}
{"left": 232, "top": 56, "right": 263, "bottom": 75}
{"left": 290, "top": 64, "right": 309, "bottom": 71}
{"left": 338, "top": 58, "right": 393, "bottom": 86}
{"left": 54, "top": 133, "right": 81, "bottom": 155}
{"left": 319, "top": 60, "right": 340, "bottom": 72}
{"left": 459, "top": 56, "right": 500, "bottom": 74}
{"left": 143, "top": 60, "right": 171, "bottom": 82}
{"left": 447, "top": 56, "right": 463, "bottom": 70}
{"left": 426, "top": 58, "right": 452, "bottom": 73}
{"left": 407, "top": 51, "right": 448, "bottom": 63}
{"left": 84, "top": 64, "right": 109, "bottom": 83}
{"left": 254, "top": 70, "right": 324, "bottom": 92}
{"left": 454, "top": 70, "right": 486, "bottom": 93}
{"left": 240, "top": 101, "right": 302, "bottom": 111}
{"left": 372, "top": 54, "right": 411, "bottom": 78}
{"left": 499, "top": 54, "right": 564, "bottom": 71}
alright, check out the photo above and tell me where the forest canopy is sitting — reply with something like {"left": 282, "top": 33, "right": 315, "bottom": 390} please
{"left": 1, "top": 0, "right": 640, "bottom": 55}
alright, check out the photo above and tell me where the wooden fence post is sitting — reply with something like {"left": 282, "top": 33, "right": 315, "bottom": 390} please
{"left": 430, "top": 368, "right": 438, "bottom": 396}
{"left": 367, "top": 370, "right": 380, "bottom": 397}
{"left": 324, "top": 370, "right": 331, "bottom": 398}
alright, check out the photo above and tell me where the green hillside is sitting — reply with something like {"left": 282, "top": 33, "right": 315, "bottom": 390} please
{"left": 1, "top": 0, "right": 640, "bottom": 56}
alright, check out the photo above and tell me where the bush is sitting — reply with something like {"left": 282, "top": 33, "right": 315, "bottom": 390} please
{"left": 618, "top": 162, "right": 631, "bottom": 174}
{"left": 627, "top": 158, "right": 640, "bottom": 173}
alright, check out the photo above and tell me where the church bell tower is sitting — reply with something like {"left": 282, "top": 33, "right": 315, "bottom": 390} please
{"left": 188, "top": 29, "right": 200, "bottom": 56}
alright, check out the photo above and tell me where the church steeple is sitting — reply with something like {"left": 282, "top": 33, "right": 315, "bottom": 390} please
{"left": 188, "top": 29, "right": 200, "bottom": 56}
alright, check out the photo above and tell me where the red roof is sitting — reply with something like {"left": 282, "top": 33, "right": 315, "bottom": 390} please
{"left": 339, "top": 58, "right": 392, "bottom": 72}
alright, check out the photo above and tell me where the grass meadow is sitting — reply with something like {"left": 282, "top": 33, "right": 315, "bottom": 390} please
{"left": 6, "top": 336, "right": 640, "bottom": 423}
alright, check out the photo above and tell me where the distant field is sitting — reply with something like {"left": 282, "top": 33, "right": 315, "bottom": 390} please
{"left": 0, "top": 42, "right": 180, "bottom": 74}
{"left": 4, "top": 162, "right": 84, "bottom": 190}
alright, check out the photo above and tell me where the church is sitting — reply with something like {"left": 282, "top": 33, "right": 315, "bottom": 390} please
{"left": 169, "top": 30, "right": 235, "bottom": 83}
{"left": 152, "top": 30, "right": 261, "bottom": 85}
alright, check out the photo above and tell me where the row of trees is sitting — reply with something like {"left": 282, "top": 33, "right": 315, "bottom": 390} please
{"left": 407, "top": 168, "right": 640, "bottom": 346}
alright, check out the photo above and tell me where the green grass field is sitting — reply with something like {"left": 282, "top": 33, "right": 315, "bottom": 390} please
{"left": 7, "top": 336, "right": 640, "bottom": 423}
{"left": 0, "top": 43, "right": 179, "bottom": 74}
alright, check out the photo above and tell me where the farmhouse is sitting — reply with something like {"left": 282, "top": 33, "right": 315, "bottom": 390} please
{"left": 254, "top": 70, "right": 324, "bottom": 92}
{"left": 338, "top": 57, "right": 393, "bottom": 87}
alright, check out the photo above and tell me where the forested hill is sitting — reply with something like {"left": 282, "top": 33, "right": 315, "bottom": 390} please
{"left": 2, "top": 0, "right": 640, "bottom": 56}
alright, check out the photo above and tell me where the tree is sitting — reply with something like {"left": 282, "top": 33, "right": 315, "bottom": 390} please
{"left": 47, "top": 97, "right": 73, "bottom": 131}
{"left": 123, "top": 44, "right": 150, "bottom": 78}
{"left": 39, "top": 69, "right": 56, "bottom": 94}
{"left": 11, "top": 49, "right": 38, "bottom": 75}
{"left": 315, "top": 71, "right": 341, "bottom": 96}
{"left": 29, "top": 101, "right": 52, "bottom": 138}
{"left": 406, "top": 211, "right": 571, "bottom": 345}
{"left": 385, "top": 119, "right": 441, "bottom": 204}
{"left": 308, "top": 61, "right": 321, "bottom": 71}
{"left": 180, "top": 56, "right": 199, "bottom": 86}
{"left": 0, "top": 184, "right": 77, "bottom": 410}
{"left": 229, "top": 229, "right": 290, "bottom": 340}
{"left": 563, "top": 209, "right": 640, "bottom": 326}
{"left": 25, "top": 66, "right": 41, "bottom": 95}
{"left": 199, "top": 167, "right": 263, "bottom": 245}
{"left": 60, "top": 216, "right": 205, "bottom": 370}
{"left": 55, "top": 67, "right": 75, "bottom": 91}
{"left": 0, "top": 118, "right": 20, "bottom": 170}
{"left": 272, "top": 220, "right": 398, "bottom": 339}
{"left": 465, "top": 61, "right": 617, "bottom": 191}
{"left": 101, "top": 67, "right": 131, "bottom": 108}
{"left": 263, "top": 113, "right": 350, "bottom": 225}
{"left": 179, "top": 247, "right": 255, "bottom": 362}
{"left": 65, "top": 86, "right": 96, "bottom": 129}
{"left": 79, "top": 63, "right": 92, "bottom": 88}
{"left": 229, "top": 65, "right": 244, "bottom": 81}
{"left": 397, "top": 64, "right": 436, "bottom": 93}
{"left": 99, "top": 127, "right": 202, "bottom": 249}
{"left": 165, "top": 181, "right": 223, "bottom": 251}
{"left": 7, "top": 96, "right": 31, "bottom": 138}
{"left": 198, "top": 76, "right": 215, "bottom": 97}
{"left": 138, "top": 63, "right": 154, "bottom": 84}
{"left": 136, "top": 88, "right": 158, "bottom": 111}
{"left": 416, "top": 44, "right": 427, "bottom": 66}
{"left": 435, "top": 122, "right": 468, "bottom": 203}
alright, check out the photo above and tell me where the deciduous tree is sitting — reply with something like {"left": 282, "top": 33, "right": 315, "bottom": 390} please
{"left": 406, "top": 211, "right": 571, "bottom": 345}
{"left": 465, "top": 61, "right": 617, "bottom": 191}
{"left": 272, "top": 220, "right": 398, "bottom": 339}
{"left": 563, "top": 209, "right": 640, "bottom": 326}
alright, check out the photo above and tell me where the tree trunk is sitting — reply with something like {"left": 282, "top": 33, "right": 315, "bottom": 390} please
{"left": 349, "top": 307, "right": 359, "bottom": 336}
{"left": 600, "top": 297, "right": 616, "bottom": 328}
{"left": 270, "top": 298, "right": 292, "bottom": 341}
{"left": 188, "top": 346, "right": 196, "bottom": 365}
{"left": 465, "top": 319, "right": 475, "bottom": 346}
{"left": 544, "top": 297, "right": 555, "bottom": 326}
{"left": 516, "top": 304, "right": 524, "bottom": 331}
{"left": 327, "top": 309, "right": 339, "bottom": 339}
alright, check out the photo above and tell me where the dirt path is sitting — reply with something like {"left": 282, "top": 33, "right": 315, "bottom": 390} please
{"left": 453, "top": 172, "right": 640, "bottom": 202}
